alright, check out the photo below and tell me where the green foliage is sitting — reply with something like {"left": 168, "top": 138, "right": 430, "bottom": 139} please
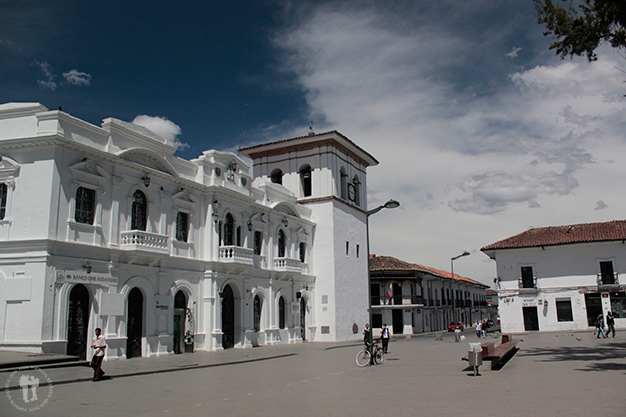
{"left": 534, "top": 0, "right": 626, "bottom": 61}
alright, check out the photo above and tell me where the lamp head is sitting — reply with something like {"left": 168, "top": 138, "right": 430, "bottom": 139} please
{"left": 383, "top": 199, "right": 400, "bottom": 209}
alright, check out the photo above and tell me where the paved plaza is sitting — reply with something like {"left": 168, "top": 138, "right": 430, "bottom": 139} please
{"left": 1, "top": 330, "right": 624, "bottom": 416}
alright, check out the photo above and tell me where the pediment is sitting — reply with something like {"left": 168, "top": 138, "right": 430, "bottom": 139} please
{"left": 273, "top": 202, "right": 300, "bottom": 217}
{"left": 117, "top": 148, "right": 178, "bottom": 177}
{"left": 0, "top": 156, "right": 20, "bottom": 179}
{"left": 171, "top": 189, "right": 197, "bottom": 209}
{"left": 69, "top": 158, "right": 109, "bottom": 184}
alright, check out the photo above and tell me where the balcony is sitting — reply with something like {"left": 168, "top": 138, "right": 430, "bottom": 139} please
{"left": 219, "top": 246, "right": 254, "bottom": 266}
{"left": 120, "top": 230, "right": 169, "bottom": 254}
{"left": 372, "top": 295, "right": 423, "bottom": 307}
{"left": 597, "top": 273, "right": 619, "bottom": 287}
{"left": 518, "top": 276, "right": 539, "bottom": 293}
{"left": 273, "top": 257, "right": 302, "bottom": 273}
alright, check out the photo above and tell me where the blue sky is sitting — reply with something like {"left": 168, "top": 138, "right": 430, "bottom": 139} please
{"left": 3, "top": 0, "right": 626, "bottom": 285}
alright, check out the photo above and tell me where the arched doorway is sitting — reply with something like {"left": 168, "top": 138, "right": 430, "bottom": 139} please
{"left": 253, "top": 295, "right": 262, "bottom": 332}
{"left": 67, "top": 284, "right": 90, "bottom": 359}
{"left": 300, "top": 297, "right": 307, "bottom": 341}
{"left": 173, "top": 291, "right": 186, "bottom": 354}
{"left": 222, "top": 285, "right": 235, "bottom": 349}
{"left": 126, "top": 287, "right": 143, "bottom": 359}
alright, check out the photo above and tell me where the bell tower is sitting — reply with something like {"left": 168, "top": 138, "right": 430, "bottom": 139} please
{"left": 240, "top": 131, "right": 378, "bottom": 341}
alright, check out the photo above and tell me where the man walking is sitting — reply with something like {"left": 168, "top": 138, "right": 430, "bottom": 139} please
{"left": 90, "top": 328, "right": 106, "bottom": 381}
{"left": 606, "top": 312, "right": 616, "bottom": 338}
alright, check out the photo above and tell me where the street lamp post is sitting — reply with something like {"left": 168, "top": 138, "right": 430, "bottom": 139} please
{"left": 451, "top": 251, "right": 470, "bottom": 323}
{"left": 366, "top": 199, "right": 400, "bottom": 342}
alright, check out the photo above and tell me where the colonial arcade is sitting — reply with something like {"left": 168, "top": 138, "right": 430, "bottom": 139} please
{"left": 0, "top": 103, "right": 375, "bottom": 360}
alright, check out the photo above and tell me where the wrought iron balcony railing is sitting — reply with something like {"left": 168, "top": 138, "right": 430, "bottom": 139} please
{"left": 597, "top": 273, "right": 619, "bottom": 286}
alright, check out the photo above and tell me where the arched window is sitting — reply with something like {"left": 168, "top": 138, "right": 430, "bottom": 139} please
{"left": 300, "top": 165, "right": 312, "bottom": 197}
{"left": 352, "top": 176, "right": 361, "bottom": 207}
{"left": 236, "top": 226, "right": 242, "bottom": 247}
{"left": 278, "top": 296, "right": 286, "bottom": 329}
{"left": 340, "top": 167, "right": 348, "bottom": 200}
{"left": 270, "top": 169, "right": 283, "bottom": 185}
{"left": 75, "top": 186, "right": 95, "bottom": 225}
{"left": 277, "top": 229, "right": 285, "bottom": 258}
{"left": 224, "top": 213, "right": 234, "bottom": 245}
{"left": 253, "top": 295, "right": 262, "bottom": 332}
{"left": 131, "top": 190, "right": 147, "bottom": 231}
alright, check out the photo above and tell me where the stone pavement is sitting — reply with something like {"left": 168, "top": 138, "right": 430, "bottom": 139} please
{"left": 1, "top": 329, "right": 625, "bottom": 416}
{"left": 1, "top": 342, "right": 309, "bottom": 389}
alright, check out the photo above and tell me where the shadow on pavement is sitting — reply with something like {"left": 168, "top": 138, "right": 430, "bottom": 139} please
{"left": 517, "top": 341, "right": 626, "bottom": 372}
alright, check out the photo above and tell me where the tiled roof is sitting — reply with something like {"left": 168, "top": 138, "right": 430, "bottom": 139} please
{"left": 239, "top": 130, "right": 344, "bottom": 151}
{"left": 238, "top": 130, "right": 379, "bottom": 166}
{"left": 481, "top": 220, "right": 626, "bottom": 251}
{"left": 369, "top": 255, "right": 487, "bottom": 287}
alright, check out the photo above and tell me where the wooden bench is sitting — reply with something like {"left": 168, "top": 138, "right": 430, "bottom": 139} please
{"left": 461, "top": 334, "right": 521, "bottom": 370}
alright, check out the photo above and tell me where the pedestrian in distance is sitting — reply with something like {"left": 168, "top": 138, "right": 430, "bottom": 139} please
{"left": 595, "top": 314, "right": 606, "bottom": 339}
{"left": 90, "top": 328, "right": 106, "bottom": 381}
{"left": 606, "top": 312, "right": 616, "bottom": 338}
{"left": 482, "top": 320, "right": 488, "bottom": 338}
{"left": 381, "top": 323, "right": 391, "bottom": 354}
{"left": 475, "top": 321, "right": 482, "bottom": 339}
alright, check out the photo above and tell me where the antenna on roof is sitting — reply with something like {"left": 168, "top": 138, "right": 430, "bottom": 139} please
{"left": 308, "top": 120, "right": 315, "bottom": 136}
{"left": 237, "top": 104, "right": 248, "bottom": 151}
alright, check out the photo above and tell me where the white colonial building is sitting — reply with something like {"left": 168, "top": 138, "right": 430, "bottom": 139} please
{"left": 0, "top": 102, "right": 376, "bottom": 360}
{"left": 369, "top": 255, "right": 491, "bottom": 334}
{"left": 481, "top": 220, "right": 626, "bottom": 333}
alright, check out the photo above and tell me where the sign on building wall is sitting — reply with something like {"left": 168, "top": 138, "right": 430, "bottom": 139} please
{"left": 58, "top": 270, "right": 118, "bottom": 286}
{"left": 521, "top": 298, "right": 537, "bottom": 307}
{"left": 155, "top": 295, "right": 171, "bottom": 315}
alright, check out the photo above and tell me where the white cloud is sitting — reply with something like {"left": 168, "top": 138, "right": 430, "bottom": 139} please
{"left": 505, "top": 47, "right": 522, "bottom": 58}
{"left": 269, "top": 1, "right": 626, "bottom": 284}
{"left": 63, "top": 69, "right": 91, "bottom": 86}
{"left": 131, "top": 115, "right": 189, "bottom": 151}
{"left": 33, "top": 60, "right": 57, "bottom": 90}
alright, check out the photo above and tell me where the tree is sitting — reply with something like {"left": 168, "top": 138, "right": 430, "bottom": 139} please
{"left": 534, "top": 0, "right": 626, "bottom": 61}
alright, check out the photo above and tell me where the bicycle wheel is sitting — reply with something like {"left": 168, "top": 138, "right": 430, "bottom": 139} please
{"left": 355, "top": 349, "right": 371, "bottom": 367}
{"left": 374, "top": 347, "right": 384, "bottom": 365}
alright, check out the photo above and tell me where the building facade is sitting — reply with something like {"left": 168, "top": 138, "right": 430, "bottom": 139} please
{"left": 369, "top": 255, "right": 491, "bottom": 334}
{"left": 0, "top": 102, "right": 376, "bottom": 360}
{"left": 481, "top": 220, "right": 626, "bottom": 333}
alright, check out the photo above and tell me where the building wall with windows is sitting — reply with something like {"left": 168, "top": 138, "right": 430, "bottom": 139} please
{"left": 369, "top": 255, "right": 491, "bottom": 335}
{"left": 482, "top": 221, "right": 626, "bottom": 333}
{"left": 0, "top": 103, "right": 376, "bottom": 360}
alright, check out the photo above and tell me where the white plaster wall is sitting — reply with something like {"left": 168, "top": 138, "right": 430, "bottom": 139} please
{"left": 492, "top": 241, "right": 626, "bottom": 333}
{"left": 309, "top": 199, "right": 368, "bottom": 341}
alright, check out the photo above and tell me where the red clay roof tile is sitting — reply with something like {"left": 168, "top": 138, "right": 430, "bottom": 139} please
{"left": 481, "top": 220, "right": 626, "bottom": 251}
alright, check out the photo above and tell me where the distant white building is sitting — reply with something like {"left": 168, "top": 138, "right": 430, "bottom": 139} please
{"left": 369, "top": 255, "right": 491, "bottom": 334}
{"left": 481, "top": 221, "right": 626, "bottom": 333}
{"left": 0, "top": 102, "right": 377, "bottom": 360}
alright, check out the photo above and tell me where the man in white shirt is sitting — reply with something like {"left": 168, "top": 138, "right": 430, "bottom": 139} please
{"left": 90, "top": 328, "right": 106, "bottom": 381}
{"left": 381, "top": 323, "right": 391, "bottom": 353}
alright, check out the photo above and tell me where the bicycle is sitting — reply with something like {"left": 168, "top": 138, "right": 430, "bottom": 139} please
{"left": 356, "top": 340, "right": 384, "bottom": 367}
